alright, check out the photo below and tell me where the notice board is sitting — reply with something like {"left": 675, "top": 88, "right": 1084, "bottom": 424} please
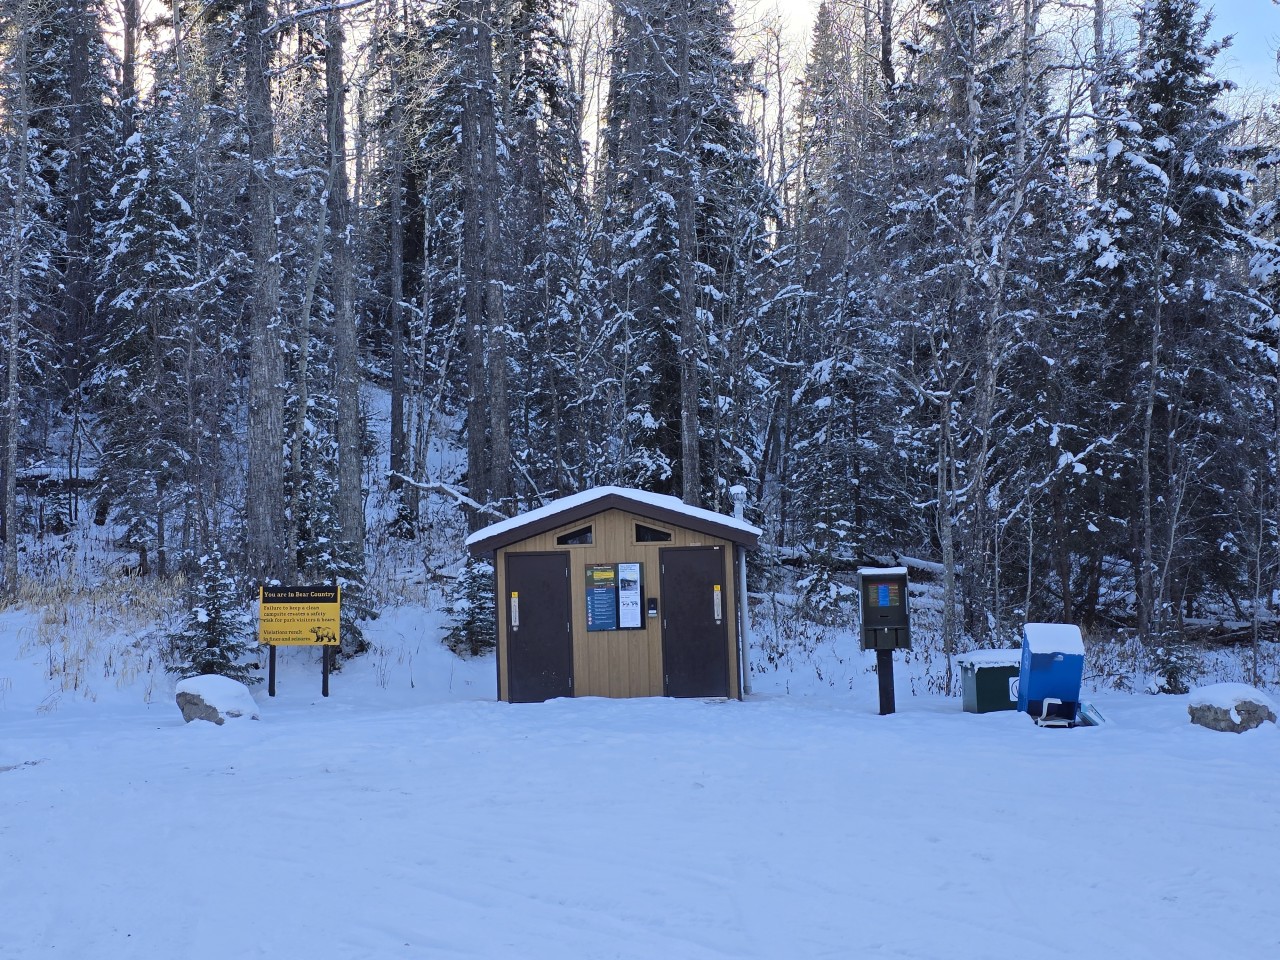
{"left": 585, "top": 564, "right": 618, "bottom": 631}
{"left": 584, "top": 562, "right": 644, "bottom": 631}
{"left": 617, "top": 562, "right": 642, "bottom": 628}
{"left": 259, "top": 585, "right": 341, "bottom": 645}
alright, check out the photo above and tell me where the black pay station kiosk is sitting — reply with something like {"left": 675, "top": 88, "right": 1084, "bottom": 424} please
{"left": 858, "top": 567, "right": 911, "bottom": 714}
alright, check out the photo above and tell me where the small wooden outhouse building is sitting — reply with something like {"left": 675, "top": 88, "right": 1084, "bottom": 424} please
{"left": 465, "top": 486, "right": 760, "bottom": 703}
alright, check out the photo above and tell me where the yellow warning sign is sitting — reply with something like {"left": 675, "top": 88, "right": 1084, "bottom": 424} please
{"left": 259, "top": 585, "right": 341, "bottom": 645}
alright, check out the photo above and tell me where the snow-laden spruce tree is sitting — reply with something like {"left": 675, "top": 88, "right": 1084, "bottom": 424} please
{"left": 3, "top": 0, "right": 115, "bottom": 417}
{"left": 166, "top": 547, "right": 260, "bottom": 684}
{"left": 444, "top": 556, "right": 496, "bottom": 657}
{"left": 883, "top": 0, "right": 1078, "bottom": 653}
{"left": 1078, "top": 0, "right": 1266, "bottom": 646}
{"left": 599, "top": 0, "right": 775, "bottom": 508}
{"left": 503, "top": 0, "right": 606, "bottom": 500}
{"left": 94, "top": 85, "right": 209, "bottom": 580}
{"left": 287, "top": 413, "right": 370, "bottom": 659}
{"left": 786, "top": 0, "right": 919, "bottom": 584}
{"left": 0, "top": 0, "right": 114, "bottom": 585}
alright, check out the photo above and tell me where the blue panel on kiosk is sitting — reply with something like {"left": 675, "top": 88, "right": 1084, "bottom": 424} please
{"left": 1017, "top": 623, "right": 1085, "bottom": 722}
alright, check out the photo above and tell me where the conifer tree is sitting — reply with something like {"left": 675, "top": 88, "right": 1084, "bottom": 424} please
{"left": 94, "top": 117, "right": 198, "bottom": 577}
{"left": 167, "top": 546, "right": 260, "bottom": 683}
{"left": 1081, "top": 0, "right": 1264, "bottom": 643}
{"left": 8, "top": 0, "right": 115, "bottom": 419}
{"left": 289, "top": 405, "right": 371, "bottom": 657}
{"left": 787, "top": 0, "right": 917, "bottom": 586}
{"left": 880, "top": 0, "right": 1081, "bottom": 655}
{"left": 504, "top": 0, "right": 601, "bottom": 502}
{"left": 599, "top": 0, "right": 775, "bottom": 507}
{"left": 443, "top": 556, "right": 496, "bottom": 656}
{"left": 92, "top": 10, "right": 245, "bottom": 571}
{"left": 1, "top": 0, "right": 60, "bottom": 594}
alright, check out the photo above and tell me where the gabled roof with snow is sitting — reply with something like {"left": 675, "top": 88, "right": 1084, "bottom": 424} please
{"left": 465, "top": 486, "right": 761, "bottom": 555}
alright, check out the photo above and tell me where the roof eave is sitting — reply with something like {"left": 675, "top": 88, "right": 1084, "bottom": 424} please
{"left": 466, "top": 492, "right": 760, "bottom": 556}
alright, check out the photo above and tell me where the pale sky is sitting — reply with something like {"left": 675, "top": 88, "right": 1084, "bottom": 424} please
{"left": 762, "top": 0, "right": 1279, "bottom": 92}
{"left": 1209, "top": 0, "right": 1280, "bottom": 91}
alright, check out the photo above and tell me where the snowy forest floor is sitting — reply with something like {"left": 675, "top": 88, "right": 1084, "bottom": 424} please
{"left": 3, "top": 625, "right": 1278, "bottom": 958}
{"left": 3, "top": 512, "right": 1280, "bottom": 957}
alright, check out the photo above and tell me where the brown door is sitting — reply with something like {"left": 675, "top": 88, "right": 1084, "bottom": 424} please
{"left": 660, "top": 546, "right": 730, "bottom": 698}
{"left": 505, "top": 552, "right": 573, "bottom": 702}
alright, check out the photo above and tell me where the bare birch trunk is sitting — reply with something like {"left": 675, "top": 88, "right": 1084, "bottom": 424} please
{"left": 938, "top": 392, "right": 957, "bottom": 690}
{"left": 962, "top": 0, "right": 1044, "bottom": 641}
{"left": 1138, "top": 234, "right": 1165, "bottom": 646}
{"left": 387, "top": 64, "right": 407, "bottom": 497}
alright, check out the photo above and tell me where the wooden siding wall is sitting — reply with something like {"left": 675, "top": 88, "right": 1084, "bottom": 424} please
{"left": 494, "top": 507, "right": 741, "bottom": 700}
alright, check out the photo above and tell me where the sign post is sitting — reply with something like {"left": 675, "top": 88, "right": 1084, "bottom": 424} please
{"left": 857, "top": 567, "right": 911, "bottom": 715}
{"left": 258, "top": 585, "right": 341, "bottom": 696}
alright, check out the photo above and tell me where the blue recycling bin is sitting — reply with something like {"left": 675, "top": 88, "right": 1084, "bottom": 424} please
{"left": 1017, "top": 623, "right": 1085, "bottom": 723}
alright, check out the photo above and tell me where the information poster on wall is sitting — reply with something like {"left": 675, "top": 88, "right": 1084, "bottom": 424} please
{"left": 617, "top": 562, "right": 642, "bottom": 629}
{"left": 585, "top": 564, "right": 618, "bottom": 632}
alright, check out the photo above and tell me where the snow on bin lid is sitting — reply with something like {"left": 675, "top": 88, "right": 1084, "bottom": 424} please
{"left": 856, "top": 566, "right": 907, "bottom": 577}
{"left": 955, "top": 649, "right": 1023, "bottom": 669}
{"left": 1188, "top": 682, "right": 1278, "bottom": 711}
{"left": 1022, "top": 623, "right": 1085, "bottom": 656}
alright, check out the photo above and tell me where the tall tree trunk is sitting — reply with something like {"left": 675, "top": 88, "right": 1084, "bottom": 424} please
{"left": 1090, "top": 0, "right": 1106, "bottom": 119}
{"left": 938, "top": 390, "right": 958, "bottom": 689}
{"left": 461, "top": 0, "right": 490, "bottom": 527}
{"left": 1050, "top": 481, "right": 1075, "bottom": 623}
{"left": 327, "top": 8, "right": 364, "bottom": 562}
{"left": 477, "top": 0, "right": 510, "bottom": 508}
{"left": 387, "top": 65, "right": 407, "bottom": 497}
{"left": 286, "top": 179, "right": 328, "bottom": 572}
{"left": 120, "top": 0, "right": 139, "bottom": 133}
{"left": 3, "top": 2, "right": 33, "bottom": 600}
{"left": 61, "top": 4, "right": 94, "bottom": 393}
{"left": 956, "top": 1, "right": 989, "bottom": 642}
{"left": 156, "top": 480, "right": 168, "bottom": 578}
{"left": 674, "top": 2, "right": 701, "bottom": 507}
{"left": 244, "top": 0, "right": 287, "bottom": 580}
{"left": 879, "top": 0, "right": 895, "bottom": 87}
{"left": 962, "top": 0, "right": 1044, "bottom": 641}
{"left": 1138, "top": 222, "right": 1168, "bottom": 646}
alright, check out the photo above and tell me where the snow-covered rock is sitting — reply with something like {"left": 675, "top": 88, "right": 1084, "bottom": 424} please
{"left": 175, "top": 675, "right": 261, "bottom": 725}
{"left": 1187, "top": 683, "right": 1277, "bottom": 734}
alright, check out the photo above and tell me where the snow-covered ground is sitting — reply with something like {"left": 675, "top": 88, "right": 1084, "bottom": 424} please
{"left": 3, "top": 602, "right": 1278, "bottom": 959}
